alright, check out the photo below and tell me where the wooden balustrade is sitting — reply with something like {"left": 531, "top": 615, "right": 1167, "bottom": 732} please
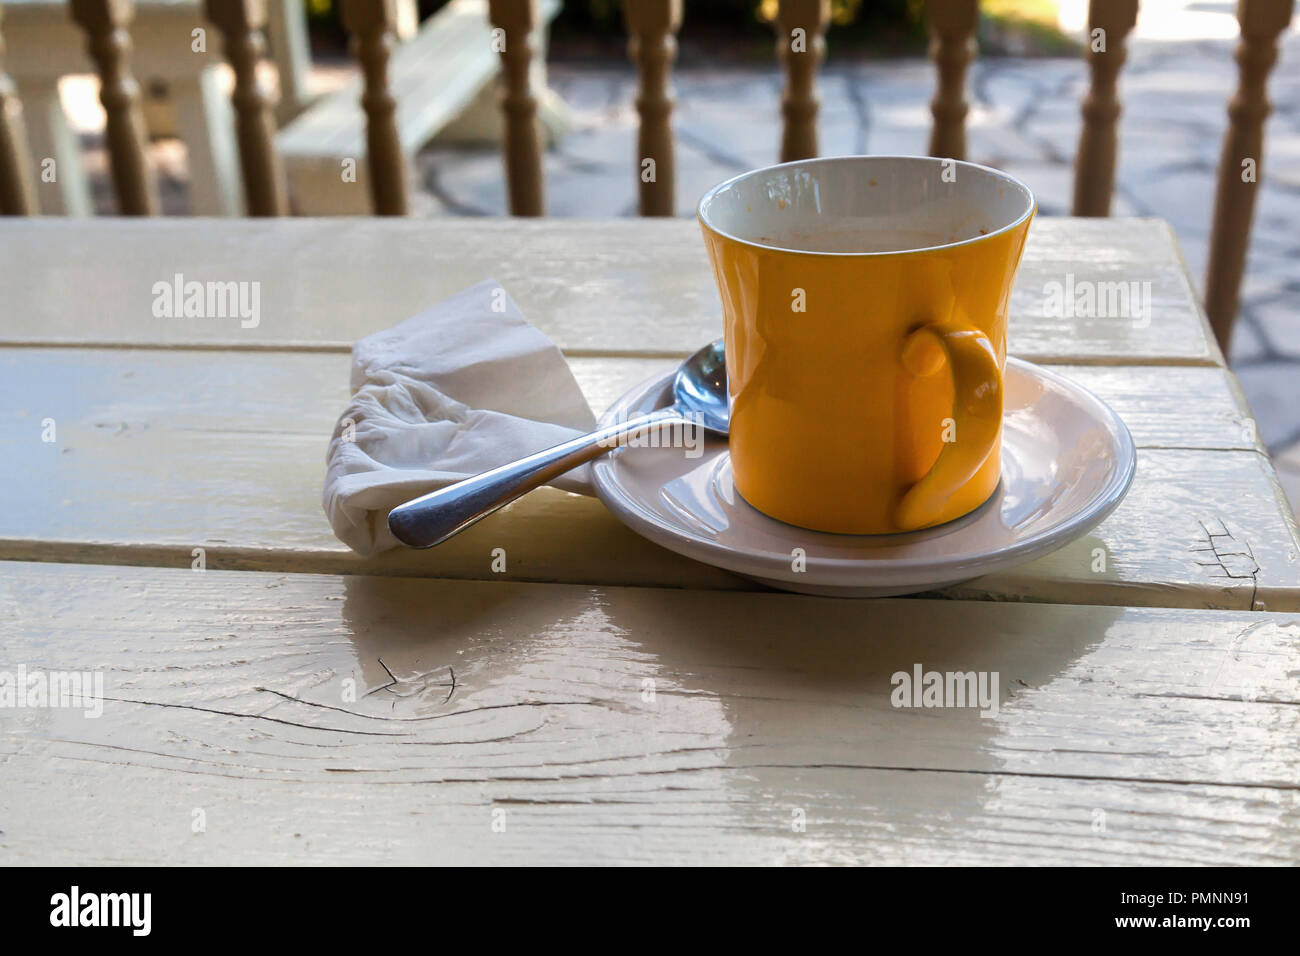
{"left": 623, "top": 0, "right": 681, "bottom": 216}
{"left": 776, "top": 0, "right": 829, "bottom": 162}
{"left": 204, "top": 0, "right": 287, "bottom": 216}
{"left": 925, "top": 0, "right": 977, "bottom": 160}
{"left": 68, "top": 0, "right": 158, "bottom": 215}
{"left": 0, "top": 1, "right": 37, "bottom": 215}
{"left": 341, "top": 0, "right": 407, "bottom": 216}
{"left": 1204, "top": 0, "right": 1296, "bottom": 352}
{"left": 488, "top": 0, "right": 544, "bottom": 216}
{"left": 1072, "top": 0, "right": 1138, "bottom": 216}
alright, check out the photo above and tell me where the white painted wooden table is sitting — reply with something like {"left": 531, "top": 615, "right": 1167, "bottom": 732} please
{"left": 1, "top": 217, "right": 1298, "bottom": 865}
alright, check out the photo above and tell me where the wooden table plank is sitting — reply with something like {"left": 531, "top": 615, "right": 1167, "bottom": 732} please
{"left": 2, "top": 561, "right": 1296, "bottom": 865}
{"left": 950, "top": 449, "right": 1300, "bottom": 611}
{"left": 0, "top": 218, "right": 1221, "bottom": 366}
{"left": 6, "top": 450, "right": 1292, "bottom": 608}
{"left": 1, "top": 348, "right": 1295, "bottom": 608}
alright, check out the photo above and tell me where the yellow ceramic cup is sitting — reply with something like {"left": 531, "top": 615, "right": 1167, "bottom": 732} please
{"left": 698, "top": 156, "right": 1035, "bottom": 534}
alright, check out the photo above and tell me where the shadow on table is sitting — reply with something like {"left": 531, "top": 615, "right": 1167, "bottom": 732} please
{"left": 337, "top": 573, "right": 1125, "bottom": 861}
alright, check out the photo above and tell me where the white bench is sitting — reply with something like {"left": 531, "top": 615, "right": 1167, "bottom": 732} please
{"left": 5, "top": 0, "right": 321, "bottom": 216}
{"left": 277, "top": 0, "right": 567, "bottom": 215}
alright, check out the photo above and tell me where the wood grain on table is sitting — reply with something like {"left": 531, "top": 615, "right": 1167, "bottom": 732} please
{"left": 0, "top": 347, "right": 1295, "bottom": 609}
{"left": 0, "top": 218, "right": 1220, "bottom": 365}
{"left": 0, "top": 216, "right": 1286, "bottom": 609}
{"left": 2, "top": 561, "right": 1298, "bottom": 865}
{"left": 1, "top": 216, "right": 1297, "bottom": 866}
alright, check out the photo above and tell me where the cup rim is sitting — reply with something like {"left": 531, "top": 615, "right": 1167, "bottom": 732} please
{"left": 696, "top": 154, "right": 1036, "bottom": 258}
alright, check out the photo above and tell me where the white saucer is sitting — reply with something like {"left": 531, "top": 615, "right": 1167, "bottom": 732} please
{"left": 591, "top": 357, "right": 1136, "bottom": 597}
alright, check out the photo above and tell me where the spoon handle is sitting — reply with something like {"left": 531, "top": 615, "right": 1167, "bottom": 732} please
{"left": 388, "top": 407, "right": 684, "bottom": 549}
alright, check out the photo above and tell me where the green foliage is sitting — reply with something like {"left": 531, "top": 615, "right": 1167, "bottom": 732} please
{"left": 553, "top": 0, "right": 924, "bottom": 38}
{"left": 305, "top": 0, "right": 1071, "bottom": 59}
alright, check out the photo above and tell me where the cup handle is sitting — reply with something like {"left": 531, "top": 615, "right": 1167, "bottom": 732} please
{"left": 894, "top": 323, "right": 1003, "bottom": 531}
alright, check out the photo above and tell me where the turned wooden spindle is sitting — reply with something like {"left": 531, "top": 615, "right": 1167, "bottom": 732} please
{"left": 69, "top": 0, "right": 158, "bottom": 215}
{"left": 0, "top": 2, "right": 37, "bottom": 215}
{"left": 776, "top": 0, "right": 829, "bottom": 162}
{"left": 488, "top": 0, "right": 544, "bottom": 216}
{"left": 1071, "top": 0, "right": 1138, "bottom": 216}
{"left": 341, "top": 0, "right": 407, "bottom": 215}
{"left": 925, "top": 0, "right": 978, "bottom": 161}
{"left": 1205, "top": 0, "right": 1295, "bottom": 352}
{"left": 204, "top": 0, "right": 287, "bottom": 216}
{"left": 623, "top": 0, "right": 681, "bottom": 217}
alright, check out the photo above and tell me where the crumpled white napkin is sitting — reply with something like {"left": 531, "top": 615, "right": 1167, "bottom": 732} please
{"left": 323, "top": 280, "right": 598, "bottom": 556}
